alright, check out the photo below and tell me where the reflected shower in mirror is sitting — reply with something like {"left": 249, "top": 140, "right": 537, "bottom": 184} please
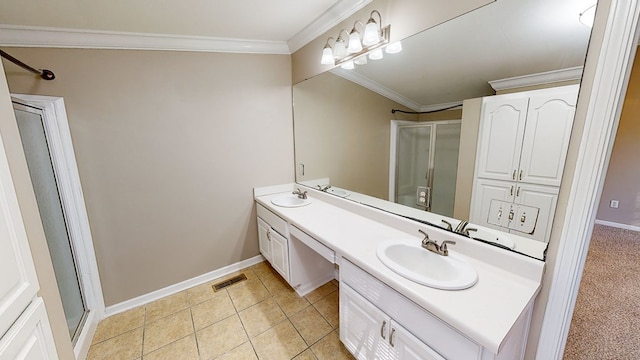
{"left": 293, "top": 0, "right": 595, "bottom": 260}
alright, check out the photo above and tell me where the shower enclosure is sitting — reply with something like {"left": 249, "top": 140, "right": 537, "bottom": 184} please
{"left": 391, "top": 120, "right": 462, "bottom": 217}
{"left": 10, "top": 96, "right": 102, "bottom": 355}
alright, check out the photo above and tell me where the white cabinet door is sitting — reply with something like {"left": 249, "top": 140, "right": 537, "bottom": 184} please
{"left": 257, "top": 217, "right": 271, "bottom": 262}
{"left": 475, "top": 98, "right": 529, "bottom": 182}
{"left": 268, "top": 229, "right": 289, "bottom": 282}
{"left": 390, "top": 321, "right": 445, "bottom": 360}
{"left": 0, "top": 298, "right": 57, "bottom": 360}
{"left": 0, "top": 134, "right": 39, "bottom": 338}
{"left": 513, "top": 183, "right": 559, "bottom": 242}
{"left": 340, "top": 284, "right": 393, "bottom": 360}
{"left": 470, "top": 178, "right": 515, "bottom": 231}
{"left": 519, "top": 87, "right": 578, "bottom": 186}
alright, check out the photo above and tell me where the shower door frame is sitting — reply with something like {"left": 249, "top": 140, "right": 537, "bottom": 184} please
{"left": 11, "top": 94, "right": 104, "bottom": 360}
{"left": 388, "top": 119, "right": 461, "bottom": 210}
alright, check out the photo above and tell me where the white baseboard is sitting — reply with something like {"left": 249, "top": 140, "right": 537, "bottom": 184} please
{"left": 74, "top": 310, "right": 100, "bottom": 360}
{"left": 104, "top": 255, "right": 265, "bottom": 317}
{"left": 594, "top": 219, "right": 640, "bottom": 232}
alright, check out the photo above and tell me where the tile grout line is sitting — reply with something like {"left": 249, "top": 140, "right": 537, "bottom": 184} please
{"left": 188, "top": 307, "right": 200, "bottom": 358}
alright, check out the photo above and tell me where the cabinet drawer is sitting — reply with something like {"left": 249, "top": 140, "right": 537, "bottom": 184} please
{"left": 290, "top": 225, "right": 335, "bottom": 263}
{"left": 341, "top": 259, "right": 482, "bottom": 360}
{"left": 257, "top": 203, "right": 288, "bottom": 237}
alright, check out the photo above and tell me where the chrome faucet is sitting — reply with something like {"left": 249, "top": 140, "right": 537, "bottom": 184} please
{"left": 441, "top": 220, "right": 453, "bottom": 231}
{"left": 316, "top": 184, "right": 331, "bottom": 192}
{"left": 292, "top": 188, "right": 308, "bottom": 199}
{"left": 418, "top": 229, "right": 456, "bottom": 256}
{"left": 454, "top": 220, "right": 469, "bottom": 234}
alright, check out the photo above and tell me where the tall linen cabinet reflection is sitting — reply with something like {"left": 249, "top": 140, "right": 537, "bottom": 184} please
{"left": 470, "top": 85, "right": 578, "bottom": 243}
{"left": 0, "top": 134, "right": 57, "bottom": 358}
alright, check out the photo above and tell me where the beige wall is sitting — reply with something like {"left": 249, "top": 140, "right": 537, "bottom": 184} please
{"left": 291, "top": 0, "right": 494, "bottom": 84}
{"left": 0, "top": 61, "right": 75, "bottom": 359}
{"left": 294, "top": 72, "right": 413, "bottom": 199}
{"left": 596, "top": 48, "right": 640, "bottom": 226}
{"left": 4, "top": 48, "right": 294, "bottom": 306}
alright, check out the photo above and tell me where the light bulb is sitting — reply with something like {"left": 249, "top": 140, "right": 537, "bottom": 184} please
{"left": 321, "top": 46, "right": 334, "bottom": 65}
{"left": 369, "top": 48, "right": 384, "bottom": 60}
{"left": 354, "top": 56, "right": 367, "bottom": 65}
{"left": 334, "top": 39, "right": 347, "bottom": 59}
{"left": 341, "top": 60, "right": 355, "bottom": 70}
{"left": 385, "top": 41, "right": 403, "bottom": 54}
{"left": 363, "top": 20, "right": 380, "bottom": 46}
{"left": 348, "top": 30, "right": 362, "bottom": 54}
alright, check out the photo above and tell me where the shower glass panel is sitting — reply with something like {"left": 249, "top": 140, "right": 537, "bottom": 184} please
{"left": 396, "top": 126, "right": 431, "bottom": 208}
{"left": 395, "top": 121, "right": 461, "bottom": 217}
{"left": 14, "top": 107, "right": 87, "bottom": 341}
{"left": 431, "top": 123, "right": 462, "bottom": 216}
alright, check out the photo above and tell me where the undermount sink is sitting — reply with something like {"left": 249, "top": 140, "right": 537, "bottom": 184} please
{"left": 377, "top": 240, "right": 478, "bottom": 290}
{"left": 271, "top": 195, "right": 311, "bottom": 208}
{"left": 327, "top": 188, "right": 350, "bottom": 197}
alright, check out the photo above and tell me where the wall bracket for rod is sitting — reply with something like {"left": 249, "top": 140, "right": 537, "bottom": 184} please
{"left": 0, "top": 49, "right": 55, "bottom": 80}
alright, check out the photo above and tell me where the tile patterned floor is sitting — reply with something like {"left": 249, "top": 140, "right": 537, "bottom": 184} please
{"left": 87, "top": 261, "right": 354, "bottom": 360}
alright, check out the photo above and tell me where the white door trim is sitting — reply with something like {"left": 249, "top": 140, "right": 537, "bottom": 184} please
{"left": 535, "top": 1, "right": 640, "bottom": 358}
{"left": 11, "top": 94, "right": 104, "bottom": 360}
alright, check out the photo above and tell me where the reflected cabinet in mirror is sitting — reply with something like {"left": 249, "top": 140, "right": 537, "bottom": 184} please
{"left": 293, "top": 0, "right": 595, "bottom": 260}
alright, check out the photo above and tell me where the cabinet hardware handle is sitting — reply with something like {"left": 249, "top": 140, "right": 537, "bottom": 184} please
{"left": 509, "top": 210, "right": 515, "bottom": 221}
{"left": 521, "top": 215, "right": 526, "bottom": 223}
{"left": 519, "top": 170, "right": 523, "bottom": 180}
{"left": 510, "top": 186, "right": 513, "bottom": 196}
{"left": 267, "top": 229, "right": 271, "bottom": 241}
{"left": 512, "top": 170, "right": 516, "bottom": 180}
{"left": 517, "top": 187, "right": 521, "bottom": 197}
{"left": 389, "top": 328, "right": 396, "bottom": 347}
{"left": 380, "top": 321, "right": 387, "bottom": 339}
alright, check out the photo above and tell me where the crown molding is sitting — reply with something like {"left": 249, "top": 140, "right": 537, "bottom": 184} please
{"left": 489, "top": 66, "right": 584, "bottom": 91}
{"left": 419, "top": 101, "right": 463, "bottom": 113}
{"left": 331, "top": 68, "right": 421, "bottom": 111}
{"left": 287, "top": 0, "right": 372, "bottom": 53}
{"left": 0, "top": 25, "right": 290, "bottom": 54}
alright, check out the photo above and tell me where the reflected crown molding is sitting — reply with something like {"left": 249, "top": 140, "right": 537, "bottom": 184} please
{"left": 489, "top": 66, "right": 584, "bottom": 92}
{"left": 331, "top": 68, "right": 422, "bottom": 111}
{"left": 0, "top": 0, "right": 370, "bottom": 55}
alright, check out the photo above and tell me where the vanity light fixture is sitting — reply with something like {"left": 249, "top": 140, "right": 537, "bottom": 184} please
{"left": 348, "top": 21, "right": 364, "bottom": 53}
{"left": 579, "top": 4, "right": 596, "bottom": 27}
{"left": 363, "top": 10, "right": 382, "bottom": 45}
{"left": 320, "top": 9, "right": 398, "bottom": 68}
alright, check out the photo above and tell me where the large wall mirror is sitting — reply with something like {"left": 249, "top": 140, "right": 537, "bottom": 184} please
{"left": 293, "top": 0, "right": 595, "bottom": 260}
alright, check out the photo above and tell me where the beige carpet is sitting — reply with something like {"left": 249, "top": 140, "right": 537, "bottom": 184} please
{"left": 564, "top": 224, "right": 640, "bottom": 359}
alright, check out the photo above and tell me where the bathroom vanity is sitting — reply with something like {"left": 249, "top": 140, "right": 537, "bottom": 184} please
{"left": 254, "top": 184, "right": 544, "bottom": 360}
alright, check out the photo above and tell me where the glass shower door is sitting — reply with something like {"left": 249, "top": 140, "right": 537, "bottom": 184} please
{"left": 394, "top": 121, "right": 461, "bottom": 217}
{"left": 13, "top": 104, "right": 87, "bottom": 341}
{"left": 395, "top": 125, "right": 432, "bottom": 208}
{"left": 431, "top": 123, "right": 462, "bottom": 216}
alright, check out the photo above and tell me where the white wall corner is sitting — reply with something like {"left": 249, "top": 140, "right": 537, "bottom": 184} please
{"left": 287, "top": 0, "right": 373, "bottom": 53}
{"left": 0, "top": 25, "right": 290, "bottom": 54}
{"left": 488, "top": 67, "right": 585, "bottom": 92}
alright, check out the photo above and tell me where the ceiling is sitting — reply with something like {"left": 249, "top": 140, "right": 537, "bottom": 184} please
{"left": 0, "top": 0, "right": 368, "bottom": 53}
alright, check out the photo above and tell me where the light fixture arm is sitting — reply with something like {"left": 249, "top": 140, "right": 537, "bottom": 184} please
{"left": 368, "top": 10, "right": 382, "bottom": 32}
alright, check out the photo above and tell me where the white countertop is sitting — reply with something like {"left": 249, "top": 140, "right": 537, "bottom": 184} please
{"left": 254, "top": 186, "right": 544, "bottom": 354}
